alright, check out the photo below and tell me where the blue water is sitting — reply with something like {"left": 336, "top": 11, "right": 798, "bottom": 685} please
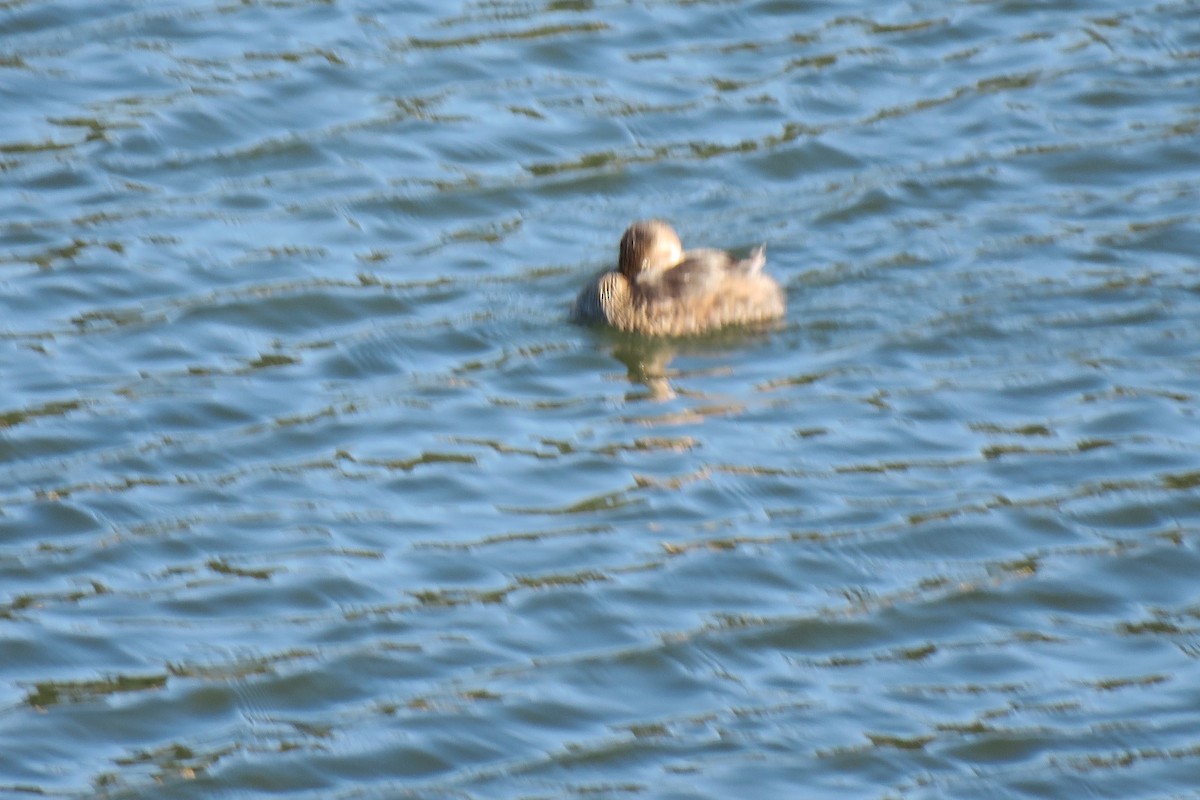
{"left": 2, "top": 1, "right": 1200, "bottom": 797}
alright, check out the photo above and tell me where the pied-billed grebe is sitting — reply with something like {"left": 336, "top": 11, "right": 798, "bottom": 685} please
{"left": 573, "top": 220, "right": 786, "bottom": 336}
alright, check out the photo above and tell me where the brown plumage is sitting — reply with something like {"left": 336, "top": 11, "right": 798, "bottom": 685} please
{"left": 573, "top": 220, "right": 785, "bottom": 336}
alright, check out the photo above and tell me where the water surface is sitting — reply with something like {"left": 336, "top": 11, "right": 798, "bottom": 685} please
{"left": 2, "top": 1, "right": 1200, "bottom": 797}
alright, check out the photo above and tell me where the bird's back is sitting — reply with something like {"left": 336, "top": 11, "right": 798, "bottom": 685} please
{"left": 626, "top": 246, "right": 781, "bottom": 334}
